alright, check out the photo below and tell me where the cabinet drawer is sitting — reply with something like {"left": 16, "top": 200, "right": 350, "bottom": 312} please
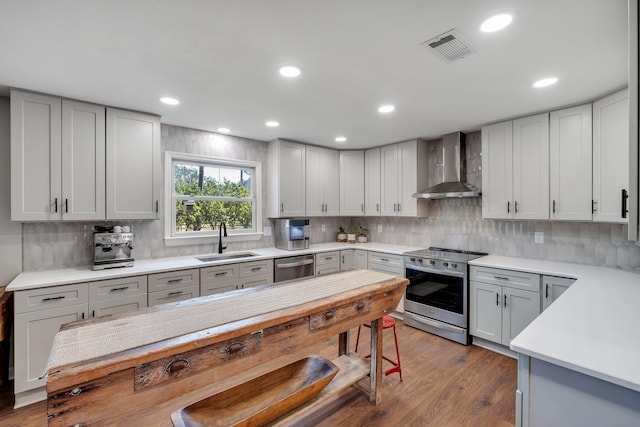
{"left": 15, "top": 284, "right": 88, "bottom": 314}
{"left": 316, "top": 265, "right": 340, "bottom": 276}
{"left": 309, "top": 297, "right": 371, "bottom": 331}
{"left": 240, "top": 278, "right": 268, "bottom": 289}
{"left": 201, "top": 264, "right": 239, "bottom": 284}
{"left": 148, "top": 285, "right": 200, "bottom": 307}
{"left": 89, "top": 294, "right": 147, "bottom": 318}
{"left": 201, "top": 279, "right": 238, "bottom": 297}
{"left": 134, "top": 331, "right": 262, "bottom": 391}
{"left": 368, "top": 252, "right": 403, "bottom": 269}
{"left": 239, "top": 260, "right": 271, "bottom": 278}
{"left": 316, "top": 251, "right": 340, "bottom": 266}
{"left": 470, "top": 266, "right": 540, "bottom": 292}
{"left": 148, "top": 269, "right": 200, "bottom": 292}
{"left": 89, "top": 276, "right": 147, "bottom": 301}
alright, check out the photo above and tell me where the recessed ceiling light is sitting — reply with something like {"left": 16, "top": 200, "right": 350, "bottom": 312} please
{"left": 378, "top": 105, "right": 395, "bottom": 113}
{"left": 217, "top": 127, "right": 231, "bottom": 133}
{"left": 279, "top": 66, "right": 301, "bottom": 78}
{"left": 266, "top": 121, "right": 280, "bottom": 127}
{"left": 533, "top": 77, "right": 558, "bottom": 88}
{"left": 480, "top": 14, "right": 513, "bottom": 33}
{"left": 335, "top": 136, "right": 347, "bottom": 142}
{"left": 160, "top": 97, "right": 180, "bottom": 105}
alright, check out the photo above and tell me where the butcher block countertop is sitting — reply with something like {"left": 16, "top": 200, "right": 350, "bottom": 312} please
{"left": 470, "top": 255, "right": 640, "bottom": 393}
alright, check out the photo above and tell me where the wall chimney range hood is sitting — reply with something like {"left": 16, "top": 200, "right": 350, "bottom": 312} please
{"left": 412, "top": 131, "right": 481, "bottom": 199}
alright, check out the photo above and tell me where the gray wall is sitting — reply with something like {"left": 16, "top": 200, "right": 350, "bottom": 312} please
{"left": 18, "top": 122, "right": 640, "bottom": 272}
{"left": 0, "top": 97, "right": 23, "bottom": 285}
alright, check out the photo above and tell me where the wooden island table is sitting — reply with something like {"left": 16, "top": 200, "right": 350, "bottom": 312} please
{"left": 45, "top": 270, "right": 408, "bottom": 426}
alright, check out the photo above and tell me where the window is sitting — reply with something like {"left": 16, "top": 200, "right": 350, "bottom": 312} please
{"left": 164, "top": 152, "right": 262, "bottom": 244}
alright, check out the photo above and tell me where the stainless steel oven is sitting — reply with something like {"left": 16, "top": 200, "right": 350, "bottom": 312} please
{"left": 403, "top": 247, "right": 486, "bottom": 345}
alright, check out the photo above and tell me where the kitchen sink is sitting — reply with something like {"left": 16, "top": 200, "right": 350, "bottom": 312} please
{"left": 196, "top": 252, "right": 259, "bottom": 262}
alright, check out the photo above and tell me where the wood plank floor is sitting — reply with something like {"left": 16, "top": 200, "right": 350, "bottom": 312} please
{"left": 0, "top": 319, "right": 516, "bottom": 426}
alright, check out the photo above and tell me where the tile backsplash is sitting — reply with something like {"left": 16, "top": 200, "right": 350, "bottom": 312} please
{"left": 21, "top": 125, "right": 640, "bottom": 272}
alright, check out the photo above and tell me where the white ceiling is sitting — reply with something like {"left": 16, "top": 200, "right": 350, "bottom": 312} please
{"left": 0, "top": 0, "right": 629, "bottom": 149}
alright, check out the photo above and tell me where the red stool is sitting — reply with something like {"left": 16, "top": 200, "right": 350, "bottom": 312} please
{"left": 354, "top": 315, "right": 402, "bottom": 381}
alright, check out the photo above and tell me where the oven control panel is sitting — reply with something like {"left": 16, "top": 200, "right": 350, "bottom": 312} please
{"left": 404, "top": 256, "right": 466, "bottom": 273}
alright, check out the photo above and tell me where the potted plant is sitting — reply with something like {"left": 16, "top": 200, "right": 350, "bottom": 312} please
{"left": 337, "top": 226, "right": 347, "bottom": 242}
{"left": 357, "top": 226, "right": 368, "bottom": 243}
{"left": 347, "top": 226, "right": 358, "bottom": 243}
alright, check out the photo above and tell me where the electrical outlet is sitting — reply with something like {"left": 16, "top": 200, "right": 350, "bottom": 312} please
{"left": 377, "top": 224, "right": 383, "bottom": 233}
{"left": 321, "top": 224, "right": 326, "bottom": 232}
{"left": 534, "top": 232, "right": 544, "bottom": 244}
{"left": 263, "top": 226, "right": 272, "bottom": 236}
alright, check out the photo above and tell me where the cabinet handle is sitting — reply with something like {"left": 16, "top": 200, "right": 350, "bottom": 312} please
{"left": 355, "top": 301, "right": 365, "bottom": 311}
{"left": 504, "top": 295, "right": 508, "bottom": 307}
{"left": 65, "top": 198, "right": 68, "bottom": 213}
{"left": 81, "top": 312, "right": 85, "bottom": 320}
{"left": 167, "top": 278, "right": 183, "bottom": 283}
{"left": 397, "top": 203, "right": 401, "bottom": 212}
{"left": 342, "top": 255, "right": 345, "bottom": 263}
{"left": 514, "top": 201, "right": 518, "bottom": 214}
{"left": 393, "top": 203, "right": 397, "bottom": 212}
{"left": 496, "top": 293, "right": 500, "bottom": 306}
{"left": 507, "top": 201, "right": 510, "bottom": 214}
{"left": 168, "top": 290, "right": 183, "bottom": 296}
{"left": 155, "top": 200, "right": 159, "bottom": 213}
{"left": 361, "top": 203, "right": 364, "bottom": 212}
{"left": 622, "top": 189, "right": 629, "bottom": 219}
{"left": 110, "top": 286, "right": 129, "bottom": 292}
{"left": 92, "top": 310, "right": 95, "bottom": 318}
{"left": 592, "top": 200, "right": 598, "bottom": 213}
{"left": 54, "top": 197, "right": 58, "bottom": 213}
{"left": 214, "top": 272, "right": 228, "bottom": 277}
{"left": 251, "top": 267, "right": 261, "bottom": 271}
{"left": 281, "top": 203, "right": 284, "bottom": 212}
{"left": 552, "top": 200, "right": 556, "bottom": 214}
{"left": 226, "top": 342, "right": 245, "bottom": 354}
{"left": 42, "top": 295, "right": 65, "bottom": 302}
{"left": 380, "top": 258, "right": 389, "bottom": 262}
{"left": 494, "top": 276, "right": 509, "bottom": 281}
{"left": 377, "top": 203, "right": 380, "bottom": 212}
{"left": 545, "top": 283, "right": 549, "bottom": 299}
{"left": 323, "top": 310, "right": 335, "bottom": 321}
{"left": 165, "top": 358, "right": 190, "bottom": 373}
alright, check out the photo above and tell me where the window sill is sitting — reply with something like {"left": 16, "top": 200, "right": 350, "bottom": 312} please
{"left": 164, "top": 232, "right": 264, "bottom": 247}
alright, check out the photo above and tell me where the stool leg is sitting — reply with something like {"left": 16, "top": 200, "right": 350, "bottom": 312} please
{"left": 392, "top": 323, "right": 402, "bottom": 381}
{"left": 355, "top": 325, "right": 361, "bottom": 353}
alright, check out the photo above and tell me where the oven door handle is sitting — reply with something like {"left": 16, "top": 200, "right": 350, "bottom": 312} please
{"left": 276, "top": 259, "right": 314, "bottom": 268}
{"left": 404, "top": 312, "right": 466, "bottom": 334}
{"left": 405, "top": 265, "right": 465, "bottom": 278}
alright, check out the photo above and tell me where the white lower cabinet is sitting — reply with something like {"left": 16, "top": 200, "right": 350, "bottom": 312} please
{"left": 148, "top": 269, "right": 200, "bottom": 306}
{"left": 470, "top": 266, "right": 541, "bottom": 347}
{"left": 201, "top": 260, "right": 273, "bottom": 296}
{"left": 354, "top": 249, "right": 368, "bottom": 269}
{"left": 315, "top": 251, "right": 341, "bottom": 276}
{"left": 367, "top": 251, "right": 405, "bottom": 312}
{"left": 541, "top": 275, "right": 576, "bottom": 311}
{"left": 340, "top": 249, "right": 354, "bottom": 270}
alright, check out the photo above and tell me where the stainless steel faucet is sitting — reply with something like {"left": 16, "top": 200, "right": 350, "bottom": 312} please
{"left": 218, "top": 221, "right": 227, "bottom": 254}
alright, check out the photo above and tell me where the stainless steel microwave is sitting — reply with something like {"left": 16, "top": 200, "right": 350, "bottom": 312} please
{"left": 274, "top": 218, "right": 309, "bottom": 250}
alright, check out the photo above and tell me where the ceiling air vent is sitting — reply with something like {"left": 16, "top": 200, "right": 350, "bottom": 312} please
{"left": 422, "top": 29, "right": 477, "bottom": 63}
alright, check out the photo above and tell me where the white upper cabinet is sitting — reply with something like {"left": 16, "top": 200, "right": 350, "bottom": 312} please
{"left": 593, "top": 89, "right": 629, "bottom": 223}
{"left": 364, "top": 147, "right": 382, "bottom": 216}
{"left": 339, "top": 150, "right": 365, "bottom": 216}
{"left": 305, "top": 146, "right": 339, "bottom": 216}
{"left": 106, "top": 108, "right": 161, "bottom": 220}
{"left": 550, "top": 104, "right": 593, "bottom": 221}
{"left": 482, "top": 113, "right": 549, "bottom": 220}
{"left": 267, "top": 139, "right": 306, "bottom": 218}
{"left": 11, "top": 91, "right": 106, "bottom": 221}
{"left": 380, "top": 140, "right": 428, "bottom": 217}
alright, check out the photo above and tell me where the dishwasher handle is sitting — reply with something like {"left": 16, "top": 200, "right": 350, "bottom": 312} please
{"left": 275, "top": 259, "right": 314, "bottom": 268}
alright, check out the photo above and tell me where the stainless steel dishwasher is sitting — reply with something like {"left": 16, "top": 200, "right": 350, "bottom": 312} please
{"left": 273, "top": 254, "right": 315, "bottom": 282}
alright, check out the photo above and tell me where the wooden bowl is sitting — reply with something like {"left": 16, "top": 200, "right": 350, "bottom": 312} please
{"left": 171, "top": 356, "right": 339, "bottom": 427}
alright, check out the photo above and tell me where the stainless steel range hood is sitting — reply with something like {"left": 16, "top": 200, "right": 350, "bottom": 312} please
{"left": 412, "top": 132, "right": 481, "bottom": 199}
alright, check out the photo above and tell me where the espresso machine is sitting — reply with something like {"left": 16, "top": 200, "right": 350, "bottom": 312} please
{"left": 93, "top": 226, "right": 135, "bottom": 270}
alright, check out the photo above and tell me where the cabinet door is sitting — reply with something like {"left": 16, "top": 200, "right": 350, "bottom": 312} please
{"left": 14, "top": 304, "right": 87, "bottom": 393}
{"left": 340, "top": 151, "right": 365, "bottom": 216}
{"left": 106, "top": 108, "right": 160, "bottom": 219}
{"left": 364, "top": 148, "right": 381, "bottom": 216}
{"left": 550, "top": 104, "right": 593, "bottom": 221}
{"left": 148, "top": 285, "right": 200, "bottom": 306}
{"left": 398, "top": 140, "right": 418, "bottom": 217}
{"left": 340, "top": 249, "right": 354, "bottom": 270}
{"left": 512, "top": 113, "right": 549, "bottom": 219}
{"left": 305, "top": 146, "right": 325, "bottom": 216}
{"left": 354, "top": 249, "right": 368, "bottom": 269}
{"left": 593, "top": 89, "right": 629, "bottom": 223}
{"left": 278, "top": 141, "right": 306, "bottom": 217}
{"left": 11, "top": 90, "right": 62, "bottom": 221}
{"left": 469, "top": 281, "right": 502, "bottom": 343}
{"left": 89, "top": 294, "right": 147, "bottom": 318}
{"left": 61, "top": 100, "right": 106, "bottom": 220}
{"left": 542, "top": 275, "right": 576, "bottom": 311}
{"left": 501, "top": 287, "right": 540, "bottom": 345}
{"left": 322, "top": 148, "right": 340, "bottom": 216}
{"left": 380, "top": 144, "right": 399, "bottom": 216}
{"left": 481, "top": 121, "right": 513, "bottom": 219}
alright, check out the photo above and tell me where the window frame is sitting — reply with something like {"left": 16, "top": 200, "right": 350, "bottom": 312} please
{"left": 164, "top": 151, "right": 263, "bottom": 246}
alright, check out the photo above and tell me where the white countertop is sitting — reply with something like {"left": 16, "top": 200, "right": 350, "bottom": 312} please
{"left": 470, "top": 255, "right": 640, "bottom": 393}
{"left": 6, "top": 241, "right": 421, "bottom": 291}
